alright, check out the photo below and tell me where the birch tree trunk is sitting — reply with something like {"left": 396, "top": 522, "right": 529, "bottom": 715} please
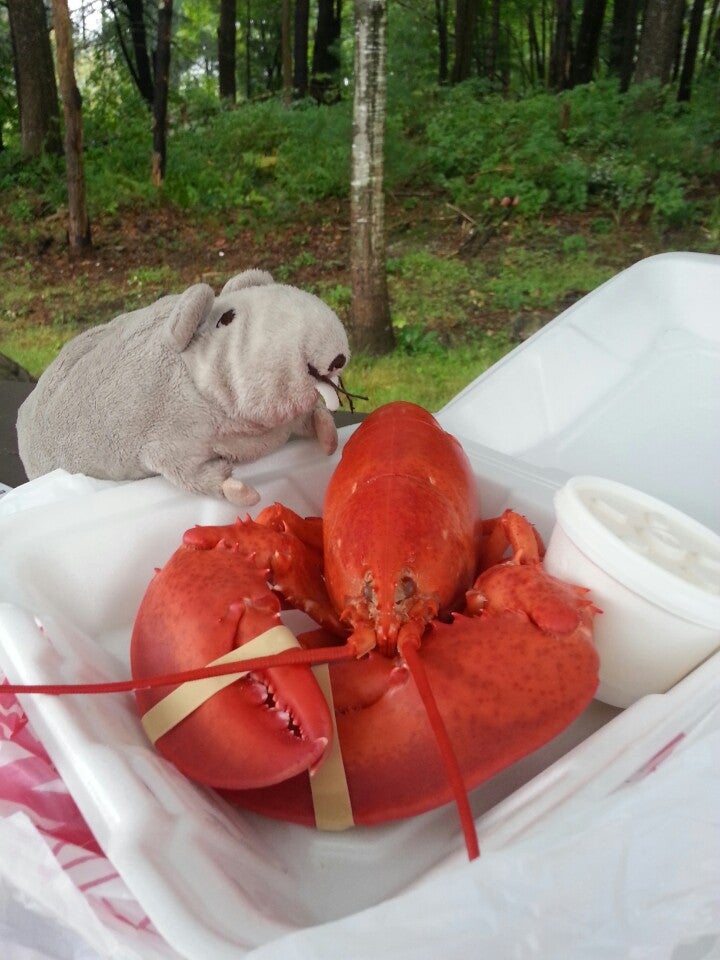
{"left": 51, "top": 0, "right": 92, "bottom": 254}
{"left": 350, "top": 0, "right": 393, "bottom": 355}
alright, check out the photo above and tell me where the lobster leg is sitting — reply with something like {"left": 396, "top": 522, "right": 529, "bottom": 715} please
{"left": 183, "top": 514, "right": 344, "bottom": 635}
{"left": 468, "top": 510, "right": 600, "bottom": 633}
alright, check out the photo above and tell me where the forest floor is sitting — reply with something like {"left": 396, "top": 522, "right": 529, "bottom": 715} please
{"left": 1, "top": 187, "right": 717, "bottom": 383}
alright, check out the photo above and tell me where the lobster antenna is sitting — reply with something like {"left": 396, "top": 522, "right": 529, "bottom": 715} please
{"left": 336, "top": 375, "right": 368, "bottom": 413}
{"left": 4, "top": 639, "right": 481, "bottom": 860}
{"left": 1, "top": 642, "right": 361, "bottom": 697}
{"left": 400, "top": 637, "right": 480, "bottom": 861}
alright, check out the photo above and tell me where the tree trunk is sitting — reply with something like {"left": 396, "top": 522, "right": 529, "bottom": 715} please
{"left": 634, "top": 0, "right": 685, "bottom": 84}
{"left": 434, "top": 0, "right": 450, "bottom": 84}
{"left": 571, "top": 0, "right": 608, "bottom": 86}
{"left": 152, "top": 0, "right": 173, "bottom": 186}
{"left": 51, "top": 0, "right": 92, "bottom": 254}
{"left": 701, "top": 0, "right": 720, "bottom": 66}
{"left": 350, "top": 0, "right": 393, "bottom": 356}
{"left": 7, "top": 0, "right": 62, "bottom": 156}
{"left": 294, "top": 0, "right": 310, "bottom": 97}
{"left": 711, "top": 16, "right": 720, "bottom": 63}
{"left": 608, "top": 0, "right": 642, "bottom": 92}
{"left": 108, "top": 0, "right": 155, "bottom": 107}
{"left": 486, "top": 0, "right": 501, "bottom": 83}
{"left": 549, "top": 0, "right": 573, "bottom": 90}
{"left": 450, "top": 0, "right": 479, "bottom": 84}
{"left": 218, "top": 0, "right": 237, "bottom": 102}
{"left": 312, "top": 0, "right": 342, "bottom": 102}
{"left": 677, "top": 0, "right": 705, "bottom": 99}
{"left": 528, "top": 11, "right": 544, "bottom": 83}
{"left": 245, "top": 0, "right": 252, "bottom": 99}
{"left": 281, "top": 0, "right": 292, "bottom": 104}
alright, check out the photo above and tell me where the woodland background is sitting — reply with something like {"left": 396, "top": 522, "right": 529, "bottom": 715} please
{"left": 1, "top": 0, "right": 719, "bottom": 411}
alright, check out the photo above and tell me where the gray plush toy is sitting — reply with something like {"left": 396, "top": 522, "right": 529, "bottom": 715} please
{"left": 17, "top": 269, "right": 351, "bottom": 506}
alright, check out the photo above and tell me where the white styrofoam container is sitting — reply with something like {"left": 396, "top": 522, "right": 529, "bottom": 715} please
{"left": 437, "top": 251, "right": 720, "bottom": 534}
{"left": 0, "top": 252, "right": 719, "bottom": 958}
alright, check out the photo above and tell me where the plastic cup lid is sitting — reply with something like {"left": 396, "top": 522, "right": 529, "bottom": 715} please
{"left": 553, "top": 476, "right": 720, "bottom": 629}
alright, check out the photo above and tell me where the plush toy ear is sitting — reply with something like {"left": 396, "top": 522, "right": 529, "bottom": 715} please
{"left": 220, "top": 269, "right": 274, "bottom": 295}
{"left": 165, "top": 283, "right": 215, "bottom": 352}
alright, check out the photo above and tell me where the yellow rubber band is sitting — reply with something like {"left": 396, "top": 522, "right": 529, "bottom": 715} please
{"left": 141, "top": 625, "right": 301, "bottom": 744}
{"left": 309, "top": 663, "right": 355, "bottom": 831}
{"left": 141, "top": 623, "right": 356, "bottom": 831}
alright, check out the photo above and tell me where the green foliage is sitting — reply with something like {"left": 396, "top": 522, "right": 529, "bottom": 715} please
{"left": 650, "top": 171, "right": 693, "bottom": 226}
{"left": 3, "top": 56, "right": 716, "bottom": 233}
{"left": 416, "top": 78, "right": 719, "bottom": 225}
{"left": 312, "top": 282, "right": 352, "bottom": 316}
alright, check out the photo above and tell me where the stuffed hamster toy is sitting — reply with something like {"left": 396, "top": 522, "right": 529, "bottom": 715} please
{"left": 17, "top": 269, "right": 351, "bottom": 506}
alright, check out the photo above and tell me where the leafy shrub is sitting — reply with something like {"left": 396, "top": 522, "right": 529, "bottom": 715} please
{"left": 417, "top": 78, "right": 717, "bottom": 222}
{"left": 650, "top": 171, "right": 693, "bottom": 226}
{"left": 1, "top": 57, "right": 717, "bottom": 232}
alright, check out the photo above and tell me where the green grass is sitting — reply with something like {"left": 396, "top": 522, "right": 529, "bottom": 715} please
{"left": 346, "top": 335, "right": 514, "bottom": 412}
{"left": 0, "top": 322, "right": 84, "bottom": 379}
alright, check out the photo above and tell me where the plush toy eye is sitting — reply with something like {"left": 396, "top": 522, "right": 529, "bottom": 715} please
{"left": 216, "top": 309, "right": 235, "bottom": 327}
{"left": 329, "top": 353, "right": 346, "bottom": 371}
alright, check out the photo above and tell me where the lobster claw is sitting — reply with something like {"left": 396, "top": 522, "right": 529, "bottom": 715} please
{"left": 224, "top": 513, "right": 599, "bottom": 828}
{"left": 131, "top": 535, "right": 334, "bottom": 789}
{"left": 226, "top": 592, "right": 599, "bottom": 826}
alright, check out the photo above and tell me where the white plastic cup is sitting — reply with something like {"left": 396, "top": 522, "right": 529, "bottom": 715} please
{"left": 544, "top": 476, "right": 720, "bottom": 708}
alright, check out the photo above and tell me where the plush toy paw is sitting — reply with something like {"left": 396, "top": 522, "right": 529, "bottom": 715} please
{"left": 221, "top": 476, "right": 261, "bottom": 507}
{"left": 313, "top": 406, "right": 339, "bottom": 455}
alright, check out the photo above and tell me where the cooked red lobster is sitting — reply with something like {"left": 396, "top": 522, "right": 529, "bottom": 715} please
{"left": 130, "top": 401, "right": 599, "bottom": 859}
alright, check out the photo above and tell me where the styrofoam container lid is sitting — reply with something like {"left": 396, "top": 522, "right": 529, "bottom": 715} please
{"left": 553, "top": 476, "right": 720, "bottom": 629}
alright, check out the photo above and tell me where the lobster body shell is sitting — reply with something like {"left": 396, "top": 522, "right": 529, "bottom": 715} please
{"left": 323, "top": 402, "right": 482, "bottom": 653}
